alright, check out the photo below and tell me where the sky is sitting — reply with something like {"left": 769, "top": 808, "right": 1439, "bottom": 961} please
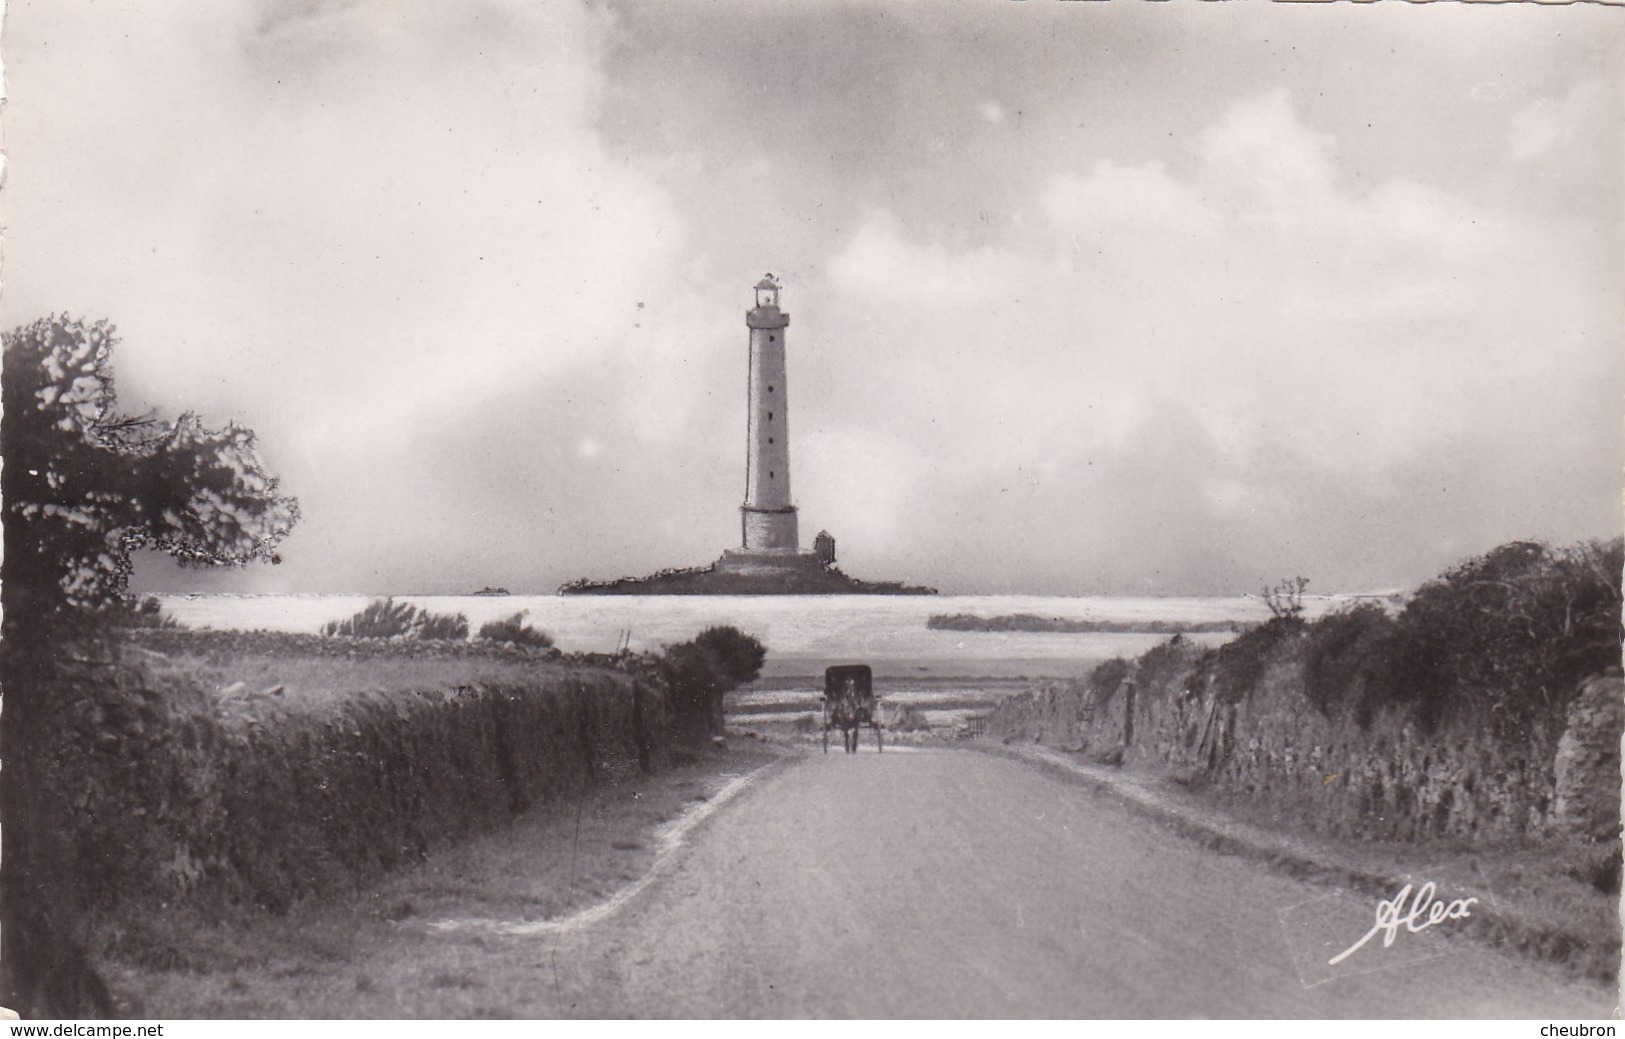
{"left": 4, "top": 0, "right": 1622, "bottom": 596}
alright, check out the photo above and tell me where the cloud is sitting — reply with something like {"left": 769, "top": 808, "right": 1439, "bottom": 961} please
{"left": 827, "top": 215, "right": 1025, "bottom": 305}
{"left": 1194, "top": 89, "right": 1340, "bottom": 214}
{"left": 810, "top": 88, "right": 1618, "bottom": 591}
{"left": 844, "top": 91, "right": 1499, "bottom": 332}
{"left": 1507, "top": 79, "right": 1605, "bottom": 162}
{"left": 1043, "top": 160, "right": 1220, "bottom": 236}
{"left": 6, "top": 0, "right": 709, "bottom": 425}
{"left": 7, "top": 0, "right": 753, "bottom": 592}
{"left": 14, "top": 9, "right": 1617, "bottom": 597}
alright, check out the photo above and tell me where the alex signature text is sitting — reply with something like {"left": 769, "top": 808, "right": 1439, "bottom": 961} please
{"left": 1327, "top": 882, "right": 1479, "bottom": 966}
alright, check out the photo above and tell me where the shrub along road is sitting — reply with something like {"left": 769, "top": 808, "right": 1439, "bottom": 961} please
{"left": 118, "top": 745, "right": 1614, "bottom": 1018}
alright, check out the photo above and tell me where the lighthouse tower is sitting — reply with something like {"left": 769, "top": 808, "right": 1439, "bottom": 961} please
{"left": 556, "top": 273, "right": 936, "bottom": 594}
{"left": 740, "top": 275, "right": 799, "bottom": 553}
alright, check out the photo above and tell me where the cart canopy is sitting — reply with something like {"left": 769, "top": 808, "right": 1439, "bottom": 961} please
{"left": 824, "top": 664, "right": 873, "bottom": 703}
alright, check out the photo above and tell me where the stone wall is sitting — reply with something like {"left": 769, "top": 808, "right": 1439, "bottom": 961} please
{"left": 1554, "top": 672, "right": 1625, "bottom": 845}
{"left": 990, "top": 637, "right": 1621, "bottom": 844}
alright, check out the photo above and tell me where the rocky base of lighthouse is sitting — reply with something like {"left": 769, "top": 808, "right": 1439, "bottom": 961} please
{"left": 558, "top": 551, "right": 936, "bottom": 595}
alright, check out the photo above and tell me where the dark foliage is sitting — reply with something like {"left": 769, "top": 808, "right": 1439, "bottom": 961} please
{"left": 1197, "top": 617, "right": 1305, "bottom": 705}
{"left": 1300, "top": 602, "right": 1399, "bottom": 723}
{"left": 1262, "top": 576, "right": 1309, "bottom": 620}
{"left": 1189, "top": 538, "right": 1621, "bottom": 736}
{"left": 3, "top": 316, "right": 297, "bottom": 631}
{"left": 321, "top": 598, "right": 420, "bottom": 638}
{"left": 661, "top": 626, "right": 767, "bottom": 743}
{"left": 1, "top": 316, "right": 296, "bottom": 1017}
{"left": 1135, "top": 634, "right": 1205, "bottom": 696}
{"left": 691, "top": 625, "right": 768, "bottom": 686}
{"left": 416, "top": 611, "right": 470, "bottom": 642}
{"left": 320, "top": 598, "right": 468, "bottom": 641}
{"left": 476, "top": 611, "right": 555, "bottom": 649}
{"left": 111, "top": 595, "right": 183, "bottom": 631}
{"left": 1085, "top": 657, "right": 1133, "bottom": 707}
{"left": 1378, "top": 538, "right": 1622, "bottom": 735}
{"left": 1567, "top": 843, "right": 1623, "bottom": 896}
{"left": 57, "top": 654, "right": 661, "bottom": 923}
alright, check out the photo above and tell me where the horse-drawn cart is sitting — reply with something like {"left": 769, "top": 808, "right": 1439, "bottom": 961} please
{"left": 823, "top": 664, "right": 882, "bottom": 754}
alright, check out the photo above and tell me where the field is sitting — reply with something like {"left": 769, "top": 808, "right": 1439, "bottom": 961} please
{"left": 155, "top": 591, "right": 1310, "bottom": 660}
{"left": 152, "top": 592, "right": 1323, "bottom": 735}
{"left": 133, "top": 637, "right": 587, "bottom": 715}
{"left": 134, "top": 588, "right": 1299, "bottom": 752}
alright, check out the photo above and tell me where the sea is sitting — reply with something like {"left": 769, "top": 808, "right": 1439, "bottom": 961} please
{"left": 152, "top": 591, "right": 1388, "bottom": 731}
{"left": 153, "top": 590, "right": 1368, "bottom": 694}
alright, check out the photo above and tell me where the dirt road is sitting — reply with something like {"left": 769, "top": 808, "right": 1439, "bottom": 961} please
{"left": 452, "top": 747, "right": 1613, "bottom": 1018}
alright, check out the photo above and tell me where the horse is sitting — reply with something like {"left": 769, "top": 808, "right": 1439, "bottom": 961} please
{"left": 822, "top": 664, "right": 882, "bottom": 754}
{"left": 827, "top": 676, "right": 864, "bottom": 753}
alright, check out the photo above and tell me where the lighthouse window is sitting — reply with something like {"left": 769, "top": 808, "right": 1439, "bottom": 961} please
{"left": 770, "top": 471, "right": 775, "bottom": 479}
{"left": 768, "top": 385, "right": 775, "bottom": 393}
{"left": 768, "top": 412, "right": 774, "bottom": 421}
{"left": 769, "top": 335, "right": 776, "bottom": 342}
{"left": 768, "top": 437, "right": 774, "bottom": 444}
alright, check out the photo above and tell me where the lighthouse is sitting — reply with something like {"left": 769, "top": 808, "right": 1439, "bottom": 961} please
{"left": 558, "top": 274, "right": 937, "bottom": 594}
{"left": 740, "top": 274, "right": 799, "bottom": 553}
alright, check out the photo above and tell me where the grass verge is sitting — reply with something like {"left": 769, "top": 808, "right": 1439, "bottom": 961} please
{"left": 979, "top": 743, "right": 1620, "bottom": 984}
{"left": 97, "top": 737, "right": 792, "bottom": 1018}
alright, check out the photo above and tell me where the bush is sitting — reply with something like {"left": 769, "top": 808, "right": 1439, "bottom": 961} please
{"left": 3, "top": 316, "right": 295, "bottom": 1018}
{"left": 320, "top": 598, "right": 468, "bottom": 641}
{"left": 1300, "top": 602, "right": 1399, "bottom": 722}
{"left": 1262, "top": 576, "right": 1310, "bottom": 620}
{"left": 57, "top": 649, "right": 663, "bottom": 922}
{"left": 416, "top": 611, "right": 469, "bottom": 641}
{"left": 476, "top": 612, "right": 554, "bottom": 650}
{"left": 890, "top": 705, "right": 932, "bottom": 731}
{"left": 1566, "top": 842, "right": 1623, "bottom": 896}
{"left": 1183, "top": 538, "right": 1621, "bottom": 734}
{"left": 2, "top": 315, "right": 297, "bottom": 626}
{"left": 1133, "top": 634, "right": 1204, "bottom": 695}
{"left": 112, "top": 595, "right": 182, "bottom": 631}
{"left": 321, "top": 599, "right": 418, "bottom": 638}
{"left": 1085, "top": 657, "right": 1133, "bottom": 708}
{"left": 1181, "top": 538, "right": 1623, "bottom": 737}
{"left": 1381, "top": 538, "right": 1622, "bottom": 734}
{"left": 661, "top": 626, "right": 767, "bottom": 743}
{"left": 1196, "top": 617, "right": 1304, "bottom": 705}
{"left": 691, "top": 626, "right": 767, "bottom": 686}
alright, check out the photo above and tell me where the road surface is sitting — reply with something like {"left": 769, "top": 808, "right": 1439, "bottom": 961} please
{"left": 477, "top": 747, "right": 1615, "bottom": 1017}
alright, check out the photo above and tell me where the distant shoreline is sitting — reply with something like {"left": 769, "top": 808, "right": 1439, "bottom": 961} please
{"left": 927, "top": 613, "right": 1243, "bottom": 634}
